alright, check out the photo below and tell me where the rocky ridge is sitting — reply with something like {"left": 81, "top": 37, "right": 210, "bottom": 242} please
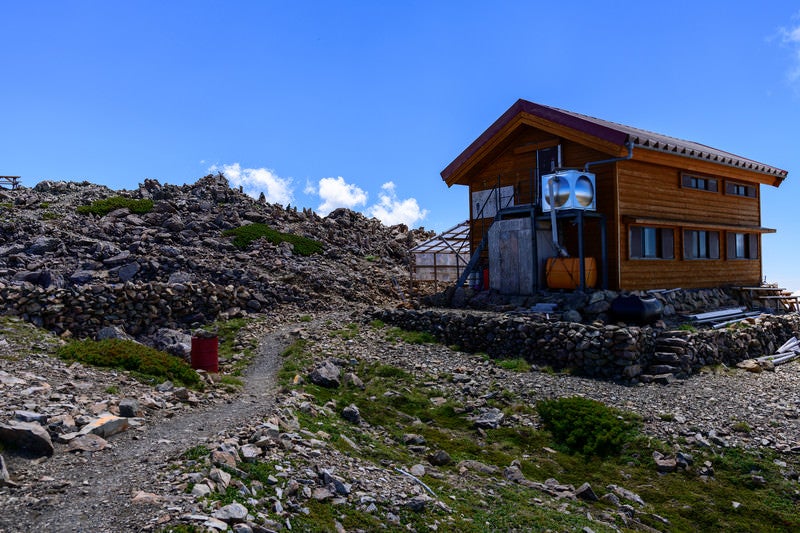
{"left": 0, "top": 175, "right": 432, "bottom": 341}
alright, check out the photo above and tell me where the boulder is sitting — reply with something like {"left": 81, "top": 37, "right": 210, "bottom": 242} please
{"left": 0, "top": 420, "right": 54, "bottom": 456}
{"left": 309, "top": 360, "right": 341, "bottom": 388}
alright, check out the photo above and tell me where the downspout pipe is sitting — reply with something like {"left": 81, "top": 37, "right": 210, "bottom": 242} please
{"left": 584, "top": 139, "right": 635, "bottom": 172}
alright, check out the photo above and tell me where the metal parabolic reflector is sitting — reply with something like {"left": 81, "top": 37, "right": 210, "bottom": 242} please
{"left": 574, "top": 174, "right": 595, "bottom": 207}
{"left": 544, "top": 175, "right": 570, "bottom": 209}
{"left": 540, "top": 170, "right": 596, "bottom": 211}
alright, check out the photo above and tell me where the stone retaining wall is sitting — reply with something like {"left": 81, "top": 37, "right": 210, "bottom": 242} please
{"left": 0, "top": 280, "right": 274, "bottom": 338}
{"left": 373, "top": 308, "right": 800, "bottom": 383}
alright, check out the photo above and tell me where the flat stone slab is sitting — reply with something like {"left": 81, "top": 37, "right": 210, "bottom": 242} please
{"left": 78, "top": 413, "right": 130, "bottom": 438}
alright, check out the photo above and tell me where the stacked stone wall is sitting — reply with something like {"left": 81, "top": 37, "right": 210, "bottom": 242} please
{"left": 374, "top": 309, "right": 800, "bottom": 383}
{"left": 0, "top": 280, "right": 273, "bottom": 338}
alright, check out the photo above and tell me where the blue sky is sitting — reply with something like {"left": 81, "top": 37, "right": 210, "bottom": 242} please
{"left": 3, "top": 2, "right": 800, "bottom": 289}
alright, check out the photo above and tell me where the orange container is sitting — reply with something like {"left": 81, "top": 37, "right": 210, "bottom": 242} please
{"left": 190, "top": 336, "right": 219, "bottom": 373}
{"left": 545, "top": 257, "right": 597, "bottom": 290}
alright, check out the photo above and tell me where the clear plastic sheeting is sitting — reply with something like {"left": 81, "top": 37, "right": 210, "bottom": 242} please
{"left": 410, "top": 221, "right": 470, "bottom": 291}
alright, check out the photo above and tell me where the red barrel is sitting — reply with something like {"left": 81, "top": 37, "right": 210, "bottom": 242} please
{"left": 191, "top": 336, "right": 219, "bottom": 373}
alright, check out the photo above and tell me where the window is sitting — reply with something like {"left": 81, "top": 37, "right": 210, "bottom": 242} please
{"left": 725, "top": 181, "right": 757, "bottom": 198}
{"left": 681, "top": 174, "right": 718, "bottom": 192}
{"left": 683, "top": 230, "right": 720, "bottom": 259}
{"left": 726, "top": 232, "right": 759, "bottom": 259}
{"left": 536, "top": 146, "right": 560, "bottom": 178}
{"left": 630, "top": 226, "right": 674, "bottom": 259}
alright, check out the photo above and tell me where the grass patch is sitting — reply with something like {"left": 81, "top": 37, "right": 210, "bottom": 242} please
{"left": 56, "top": 339, "right": 201, "bottom": 388}
{"left": 76, "top": 196, "right": 154, "bottom": 216}
{"left": 217, "top": 375, "right": 244, "bottom": 390}
{"left": 0, "top": 316, "right": 62, "bottom": 359}
{"left": 333, "top": 323, "right": 359, "bottom": 340}
{"left": 181, "top": 444, "right": 210, "bottom": 461}
{"left": 386, "top": 326, "right": 437, "bottom": 345}
{"left": 222, "top": 223, "right": 323, "bottom": 256}
{"left": 278, "top": 340, "right": 314, "bottom": 385}
{"left": 496, "top": 358, "right": 531, "bottom": 372}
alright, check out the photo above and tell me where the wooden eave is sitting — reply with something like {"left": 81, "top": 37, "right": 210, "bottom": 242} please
{"left": 631, "top": 146, "right": 784, "bottom": 187}
{"left": 442, "top": 111, "right": 626, "bottom": 187}
{"left": 622, "top": 215, "right": 776, "bottom": 234}
{"left": 442, "top": 99, "right": 788, "bottom": 188}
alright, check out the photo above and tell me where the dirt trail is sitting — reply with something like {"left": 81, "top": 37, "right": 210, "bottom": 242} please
{"left": 0, "top": 322, "right": 298, "bottom": 533}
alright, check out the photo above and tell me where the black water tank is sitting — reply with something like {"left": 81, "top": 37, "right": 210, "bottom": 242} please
{"left": 610, "top": 295, "right": 663, "bottom": 325}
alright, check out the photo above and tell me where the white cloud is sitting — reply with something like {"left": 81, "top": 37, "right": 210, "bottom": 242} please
{"left": 315, "top": 176, "right": 368, "bottom": 215}
{"left": 779, "top": 13, "right": 800, "bottom": 84}
{"left": 209, "top": 163, "right": 294, "bottom": 206}
{"left": 303, "top": 178, "right": 317, "bottom": 195}
{"left": 367, "top": 181, "right": 428, "bottom": 227}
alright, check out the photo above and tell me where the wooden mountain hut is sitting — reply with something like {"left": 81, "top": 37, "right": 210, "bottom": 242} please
{"left": 440, "top": 99, "right": 788, "bottom": 293}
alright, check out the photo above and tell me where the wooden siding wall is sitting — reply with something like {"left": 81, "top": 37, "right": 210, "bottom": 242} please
{"left": 466, "top": 126, "right": 617, "bottom": 286}
{"left": 617, "top": 160, "right": 762, "bottom": 289}
{"left": 468, "top": 128, "right": 553, "bottom": 259}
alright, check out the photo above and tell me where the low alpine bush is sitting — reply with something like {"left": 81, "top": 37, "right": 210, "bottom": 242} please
{"left": 222, "top": 223, "right": 323, "bottom": 256}
{"left": 76, "top": 196, "right": 154, "bottom": 216}
{"left": 537, "top": 396, "right": 640, "bottom": 457}
{"left": 57, "top": 339, "right": 201, "bottom": 388}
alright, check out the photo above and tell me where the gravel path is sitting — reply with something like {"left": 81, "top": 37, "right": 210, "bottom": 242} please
{"left": 0, "top": 321, "right": 295, "bottom": 533}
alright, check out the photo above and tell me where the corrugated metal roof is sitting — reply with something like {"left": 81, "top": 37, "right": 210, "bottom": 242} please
{"left": 550, "top": 105, "right": 788, "bottom": 178}
{"left": 441, "top": 99, "right": 788, "bottom": 184}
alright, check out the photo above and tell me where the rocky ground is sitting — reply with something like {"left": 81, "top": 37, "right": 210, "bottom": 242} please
{"left": 2, "top": 307, "right": 800, "bottom": 532}
{"left": 2, "top": 177, "right": 800, "bottom": 531}
{"left": 0, "top": 176, "right": 432, "bottom": 335}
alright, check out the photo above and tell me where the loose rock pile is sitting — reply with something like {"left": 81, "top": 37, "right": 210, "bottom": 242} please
{"left": 0, "top": 175, "right": 432, "bottom": 342}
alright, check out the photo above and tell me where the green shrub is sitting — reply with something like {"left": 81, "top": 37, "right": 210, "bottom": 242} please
{"left": 537, "top": 396, "right": 640, "bottom": 457}
{"left": 76, "top": 196, "right": 154, "bottom": 216}
{"left": 56, "top": 339, "right": 201, "bottom": 388}
{"left": 222, "top": 223, "right": 323, "bottom": 256}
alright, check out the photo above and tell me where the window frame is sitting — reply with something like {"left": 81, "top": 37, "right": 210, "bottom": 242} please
{"left": 629, "top": 225, "right": 675, "bottom": 260}
{"left": 724, "top": 180, "right": 758, "bottom": 199}
{"left": 681, "top": 173, "right": 719, "bottom": 193}
{"left": 726, "top": 231, "right": 759, "bottom": 260}
{"left": 683, "top": 229, "right": 720, "bottom": 260}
